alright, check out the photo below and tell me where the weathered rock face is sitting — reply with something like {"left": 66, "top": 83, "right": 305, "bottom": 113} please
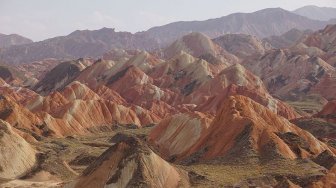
{"left": 76, "top": 53, "right": 181, "bottom": 118}
{"left": 0, "top": 81, "right": 39, "bottom": 105}
{"left": 17, "top": 58, "right": 93, "bottom": 84}
{"left": 304, "top": 25, "right": 336, "bottom": 50}
{"left": 310, "top": 164, "right": 336, "bottom": 188}
{"left": 0, "top": 64, "right": 35, "bottom": 86}
{"left": 67, "top": 134, "right": 189, "bottom": 188}
{"left": 315, "top": 100, "right": 336, "bottom": 123}
{"left": 76, "top": 51, "right": 162, "bottom": 90}
{"left": 0, "top": 94, "right": 45, "bottom": 139}
{"left": 0, "top": 79, "right": 160, "bottom": 139}
{"left": 33, "top": 60, "right": 89, "bottom": 95}
{"left": 0, "top": 120, "right": 36, "bottom": 179}
{"left": 24, "top": 81, "right": 160, "bottom": 137}
{"left": 150, "top": 95, "right": 334, "bottom": 163}
{"left": 264, "top": 28, "right": 312, "bottom": 49}
{"left": 188, "top": 64, "right": 300, "bottom": 119}
{"left": 0, "top": 65, "right": 15, "bottom": 83}
{"left": 102, "top": 49, "right": 140, "bottom": 61}
{"left": 163, "top": 32, "right": 237, "bottom": 65}
{"left": 164, "top": 32, "right": 221, "bottom": 59}
{"left": 213, "top": 34, "right": 272, "bottom": 58}
{"left": 242, "top": 49, "right": 336, "bottom": 100}
{"left": 149, "top": 112, "right": 212, "bottom": 160}
{"left": 291, "top": 118, "right": 336, "bottom": 147}
{"left": 150, "top": 52, "right": 228, "bottom": 94}
{"left": 94, "top": 85, "right": 126, "bottom": 104}
{"left": 17, "top": 58, "right": 62, "bottom": 80}
{"left": 302, "top": 24, "right": 336, "bottom": 67}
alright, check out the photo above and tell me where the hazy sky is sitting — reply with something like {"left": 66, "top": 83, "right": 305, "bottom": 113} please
{"left": 1, "top": 0, "right": 336, "bottom": 41}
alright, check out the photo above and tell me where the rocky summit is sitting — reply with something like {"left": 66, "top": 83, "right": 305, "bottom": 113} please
{"left": 1, "top": 3, "right": 336, "bottom": 188}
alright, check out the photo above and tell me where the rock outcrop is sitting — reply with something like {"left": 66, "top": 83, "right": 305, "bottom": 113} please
{"left": 0, "top": 120, "right": 36, "bottom": 179}
{"left": 315, "top": 100, "right": 336, "bottom": 123}
{"left": 33, "top": 61, "right": 87, "bottom": 95}
{"left": 67, "top": 134, "right": 189, "bottom": 188}
{"left": 213, "top": 34, "right": 272, "bottom": 58}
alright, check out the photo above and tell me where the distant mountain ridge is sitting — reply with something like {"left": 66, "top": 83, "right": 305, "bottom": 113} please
{"left": 0, "top": 33, "right": 32, "bottom": 48}
{"left": 293, "top": 5, "right": 336, "bottom": 21}
{"left": 0, "top": 28, "right": 160, "bottom": 64}
{"left": 144, "top": 8, "right": 332, "bottom": 45}
{"left": 1, "top": 7, "right": 336, "bottom": 64}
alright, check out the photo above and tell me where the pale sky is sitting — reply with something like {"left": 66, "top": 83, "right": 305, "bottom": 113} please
{"left": 1, "top": 0, "right": 336, "bottom": 41}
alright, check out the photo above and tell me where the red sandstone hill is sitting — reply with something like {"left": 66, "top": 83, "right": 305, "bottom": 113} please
{"left": 2, "top": 12, "right": 336, "bottom": 188}
{"left": 0, "top": 81, "right": 160, "bottom": 139}
{"left": 303, "top": 24, "right": 336, "bottom": 67}
{"left": 0, "top": 31, "right": 303, "bottom": 140}
{"left": 149, "top": 95, "right": 335, "bottom": 163}
{"left": 182, "top": 63, "right": 300, "bottom": 119}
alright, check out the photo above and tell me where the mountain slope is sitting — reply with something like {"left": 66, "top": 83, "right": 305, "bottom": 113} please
{"left": 264, "top": 28, "right": 312, "bottom": 49}
{"left": 213, "top": 33, "right": 272, "bottom": 58}
{"left": 241, "top": 49, "right": 336, "bottom": 101}
{"left": 315, "top": 100, "right": 336, "bottom": 123}
{"left": 149, "top": 95, "right": 334, "bottom": 163}
{"left": 293, "top": 5, "right": 336, "bottom": 21}
{"left": 0, "top": 33, "right": 32, "bottom": 48}
{"left": 67, "top": 134, "right": 189, "bottom": 188}
{"left": 0, "top": 119, "right": 37, "bottom": 179}
{"left": 33, "top": 59, "right": 91, "bottom": 95}
{"left": 0, "top": 28, "right": 159, "bottom": 64}
{"left": 164, "top": 32, "right": 222, "bottom": 59}
{"left": 145, "top": 8, "right": 329, "bottom": 45}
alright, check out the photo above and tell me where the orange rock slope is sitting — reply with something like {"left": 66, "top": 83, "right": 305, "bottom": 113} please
{"left": 189, "top": 63, "right": 300, "bottom": 119}
{"left": 0, "top": 31, "right": 309, "bottom": 141}
{"left": 0, "top": 81, "right": 160, "bottom": 138}
{"left": 149, "top": 95, "right": 335, "bottom": 163}
{"left": 310, "top": 165, "right": 336, "bottom": 188}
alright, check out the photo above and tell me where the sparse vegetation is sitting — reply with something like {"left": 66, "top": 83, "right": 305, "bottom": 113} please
{"left": 286, "top": 94, "right": 327, "bottom": 115}
{"left": 29, "top": 126, "right": 154, "bottom": 181}
{"left": 181, "top": 159, "right": 325, "bottom": 187}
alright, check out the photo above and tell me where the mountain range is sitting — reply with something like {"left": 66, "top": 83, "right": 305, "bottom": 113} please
{"left": 293, "top": 5, "right": 336, "bottom": 21}
{"left": 146, "top": 7, "right": 334, "bottom": 45}
{"left": 1, "top": 6, "right": 336, "bottom": 64}
{"left": 0, "top": 5, "right": 336, "bottom": 188}
{"left": 0, "top": 33, "right": 32, "bottom": 48}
